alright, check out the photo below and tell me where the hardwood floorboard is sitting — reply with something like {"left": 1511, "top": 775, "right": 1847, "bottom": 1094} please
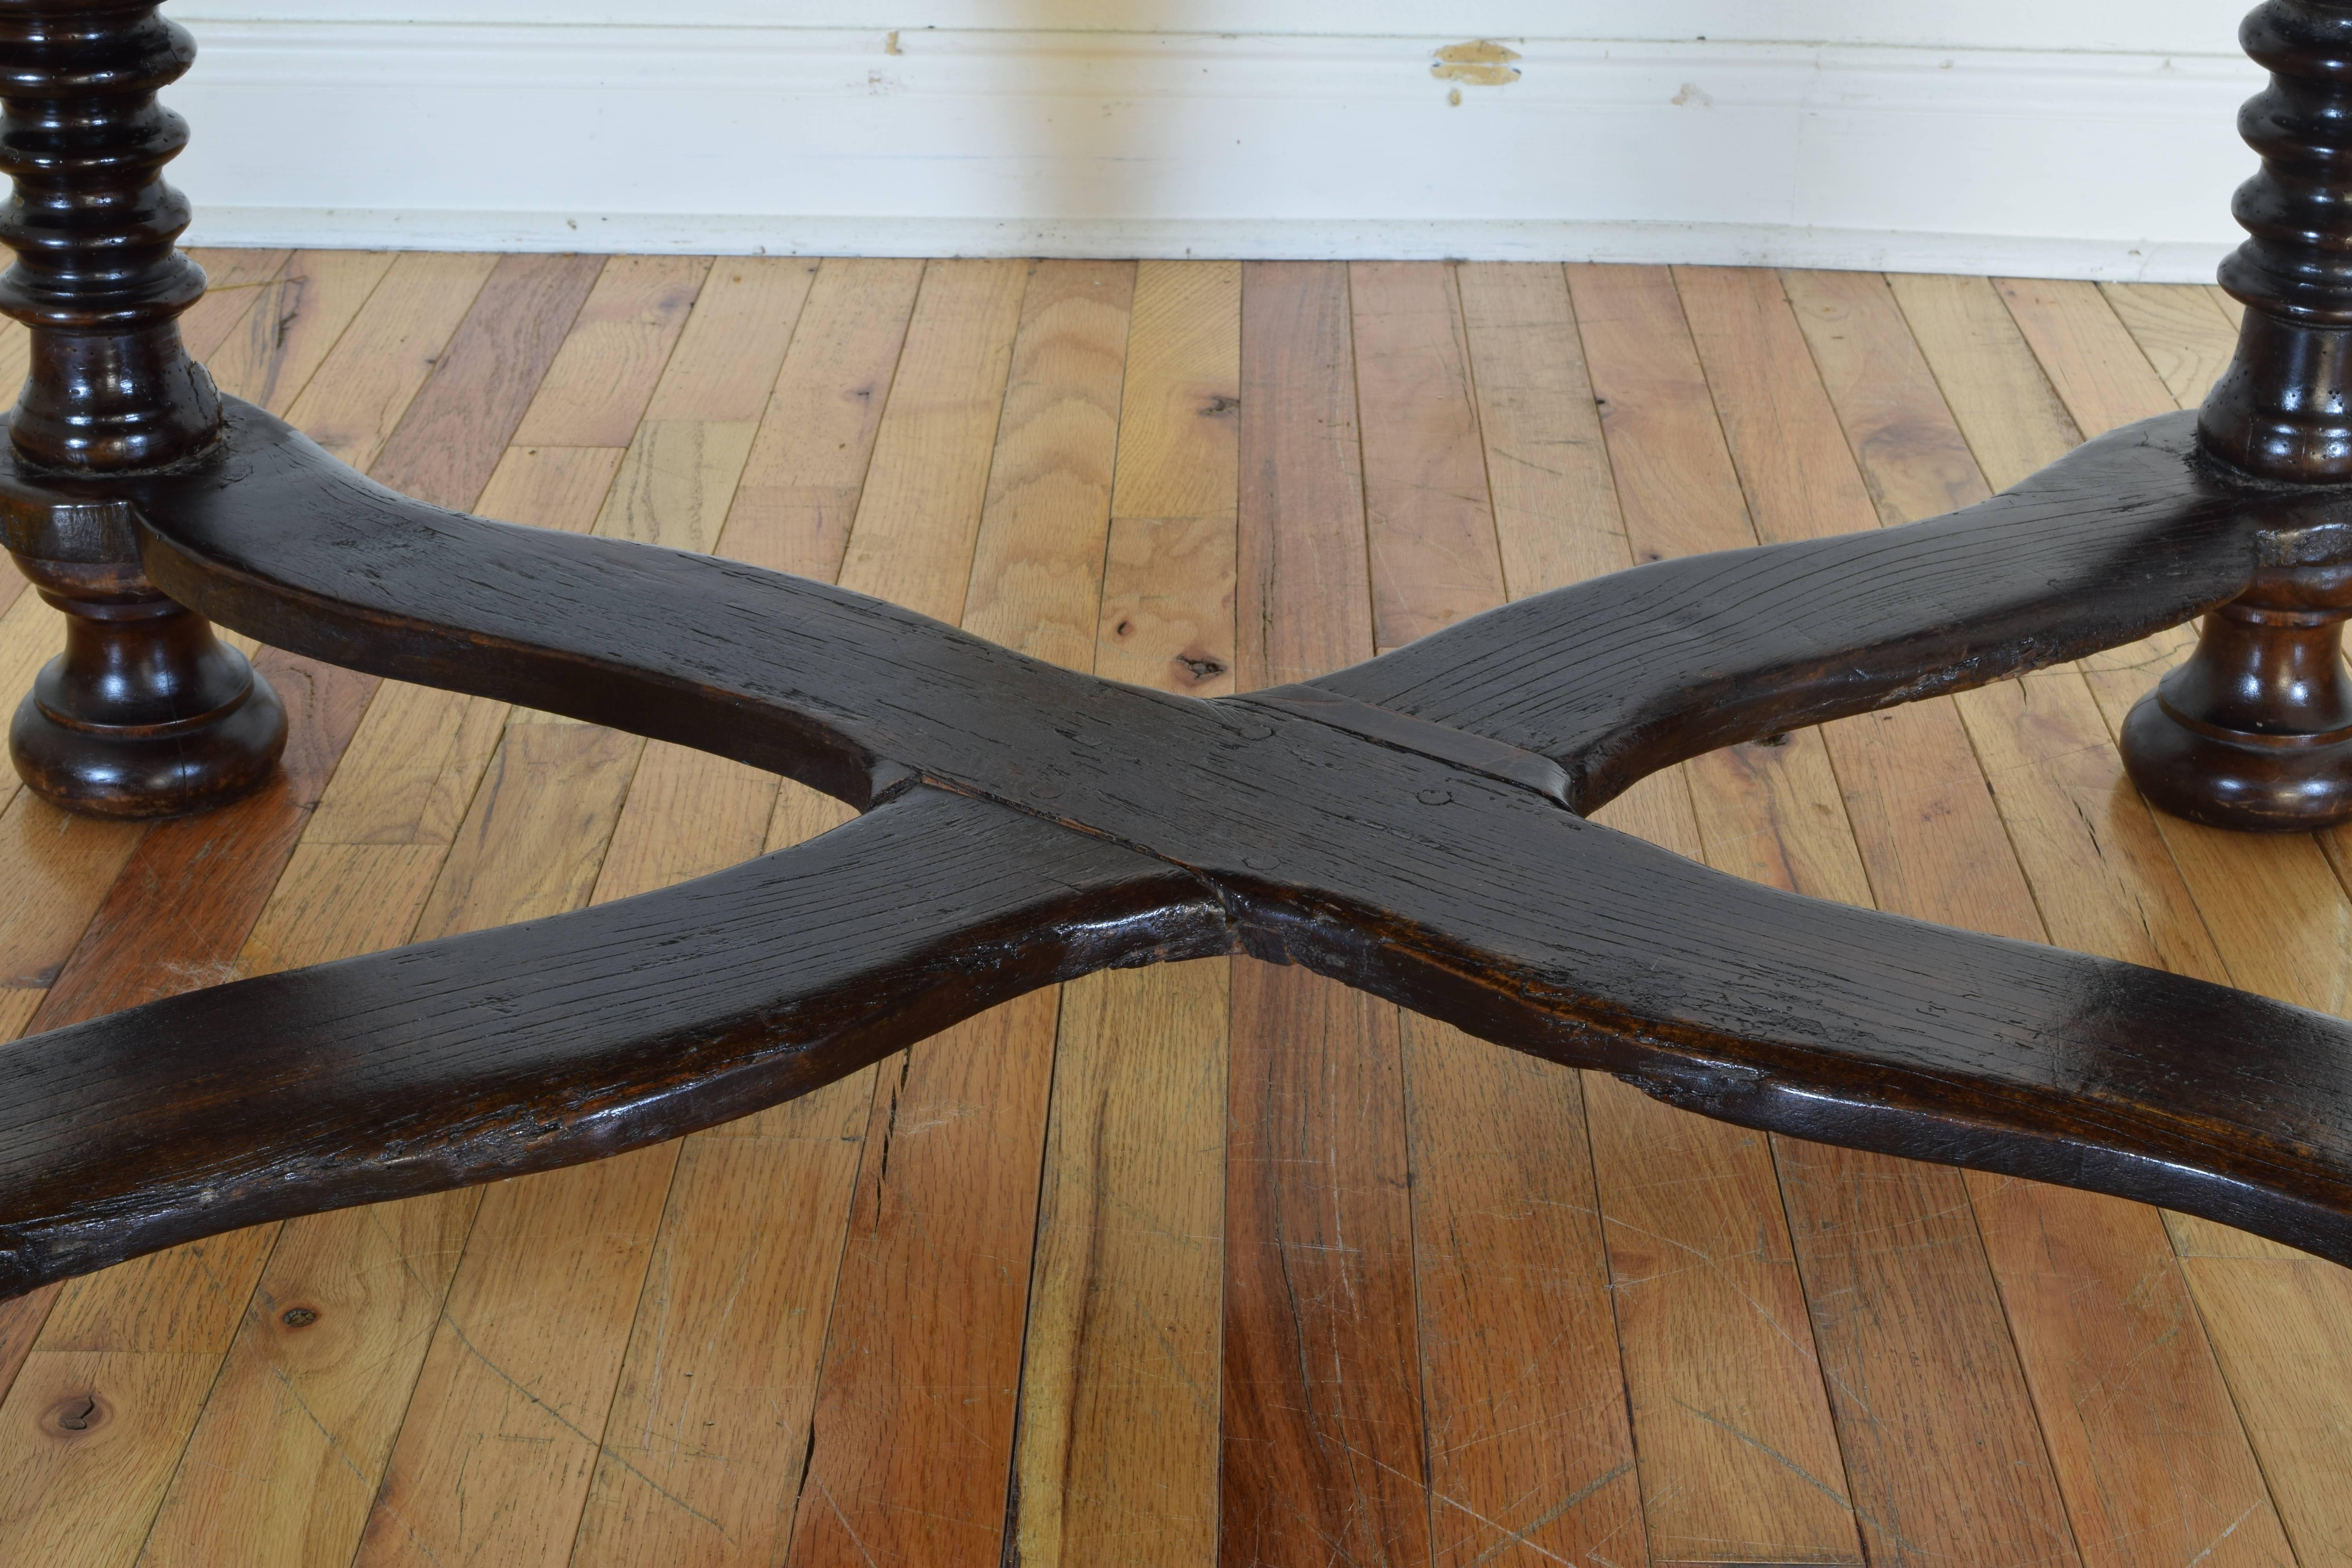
{"left": 342, "top": 250, "right": 742, "bottom": 1568}
{"left": 1221, "top": 260, "right": 1428, "bottom": 1568}
{"left": 281, "top": 253, "right": 501, "bottom": 475}
{"left": 1367, "top": 260, "right": 1643, "bottom": 1568}
{"left": 1567, "top": 263, "right": 1864, "bottom": 1568}
{"left": 961, "top": 260, "right": 1134, "bottom": 667}
{"left": 784, "top": 258, "right": 1105, "bottom": 1568}
{"left": 127, "top": 253, "right": 658, "bottom": 1568}
{"left": 1455, "top": 261, "right": 1651, "bottom": 1567}
{"left": 205, "top": 250, "right": 398, "bottom": 417}
{"left": 570, "top": 258, "right": 905, "bottom": 1568}
{"left": 595, "top": 260, "right": 817, "bottom": 559}
{"left": 177, "top": 250, "right": 293, "bottom": 361}
{"left": 0, "top": 251, "right": 2339, "bottom": 1567}
{"left": 512, "top": 257, "right": 711, "bottom": 450}
{"left": 1681, "top": 262, "right": 2079, "bottom": 1568}
{"left": 369, "top": 254, "right": 604, "bottom": 511}
{"left": 2097, "top": 282, "right": 2238, "bottom": 410}
{"left": 1013, "top": 256, "right": 1234, "bottom": 1568}
{"left": 1349, "top": 260, "right": 1508, "bottom": 651}
{"left": 726, "top": 258, "right": 926, "bottom": 583}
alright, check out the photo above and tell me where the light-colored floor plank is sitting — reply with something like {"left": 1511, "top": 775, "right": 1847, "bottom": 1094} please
{"left": 961, "top": 260, "right": 1135, "bottom": 669}
{"left": 0, "top": 793, "right": 144, "bottom": 991}
{"left": 205, "top": 250, "right": 397, "bottom": 414}
{"left": 1110, "top": 260, "right": 1241, "bottom": 523}
{"left": 1366, "top": 261, "right": 1645, "bottom": 1568}
{"left": 726, "top": 258, "right": 926, "bottom": 583}
{"left": 0, "top": 1353, "right": 220, "bottom": 1568}
{"left": 833, "top": 259, "right": 1031, "bottom": 621}
{"left": 178, "top": 249, "right": 292, "bottom": 359}
{"left": 1220, "top": 260, "right": 1428, "bottom": 1568}
{"left": 1018, "top": 960, "right": 1230, "bottom": 1568}
{"left": 127, "top": 256, "right": 665, "bottom": 1568}
{"left": 1568, "top": 262, "right": 1865, "bottom": 1568}
{"left": 1350, "top": 260, "right": 1508, "bottom": 650}
{"left": 1889, "top": 273, "right": 2081, "bottom": 490}
{"left": 1682, "top": 262, "right": 2079, "bottom": 1568}
{"left": 2180, "top": 1259, "right": 2352, "bottom": 1563}
{"left": 512, "top": 256, "right": 710, "bottom": 449}
{"left": 281, "top": 252, "right": 500, "bottom": 474}
{"left": 568, "top": 259, "right": 903, "bottom": 1568}
{"left": 1012, "top": 257, "right": 1237, "bottom": 1568}
{"left": 595, "top": 258, "right": 817, "bottom": 557}
{"left": 2099, "top": 282, "right": 2239, "bottom": 410}
{"left": 786, "top": 259, "right": 1129, "bottom": 1568}
{"left": 1459, "top": 261, "right": 1626, "bottom": 599}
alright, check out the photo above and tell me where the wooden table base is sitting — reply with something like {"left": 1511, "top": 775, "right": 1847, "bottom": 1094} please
{"left": 2118, "top": 0, "right": 2352, "bottom": 828}
{"left": 0, "top": 0, "right": 2348, "bottom": 1347}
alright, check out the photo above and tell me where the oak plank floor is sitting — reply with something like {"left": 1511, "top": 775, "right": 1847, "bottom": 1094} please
{"left": 0, "top": 254, "right": 2341, "bottom": 1568}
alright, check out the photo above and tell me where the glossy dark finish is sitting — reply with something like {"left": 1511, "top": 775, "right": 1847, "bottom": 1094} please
{"left": 0, "top": 1, "right": 281, "bottom": 817}
{"left": 0, "top": 0, "right": 217, "bottom": 470}
{"left": 7, "top": 551, "right": 282, "bottom": 816}
{"left": 2124, "top": 554, "right": 2352, "bottom": 828}
{"left": 0, "top": 784, "right": 1225, "bottom": 1289}
{"left": 0, "top": 401, "right": 2347, "bottom": 1294}
{"left": 2125, "top": 0, "right": 2352, "bottom": 828}
{"left": 1312, "top": 417, "right": 2352, "bottom": 809}
{"left": 2201, "top": 0, "right": 2352, "bottom": 476}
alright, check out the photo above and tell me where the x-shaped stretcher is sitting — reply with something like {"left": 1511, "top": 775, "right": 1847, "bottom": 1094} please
{"left": 0, "top": 396, "right": 2343, "bottom": 1299}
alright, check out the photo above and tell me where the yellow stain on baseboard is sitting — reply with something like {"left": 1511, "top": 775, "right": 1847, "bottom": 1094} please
{"left": 1432, "top": 40, "right": 1522, "bottom": 87}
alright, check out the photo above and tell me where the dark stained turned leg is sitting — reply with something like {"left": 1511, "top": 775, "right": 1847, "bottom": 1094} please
{"left": 0, "top": 2, "right": 281, "bottom": 817}
{"left": 2124, "top": 0, "right": 2352, "bottom": 829}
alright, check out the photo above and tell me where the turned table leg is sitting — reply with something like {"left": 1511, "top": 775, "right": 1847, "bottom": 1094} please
{"left": 0, "top": 2, "right": 280, "bottom": 818}
{"left": 2124, "top": 0, "right": 2352, "bottom": 829}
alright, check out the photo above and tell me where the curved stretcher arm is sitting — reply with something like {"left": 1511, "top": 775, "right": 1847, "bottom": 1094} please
{"left": 0, "top": 397, "right": 2345, "bottom": 1296}
{"left": 1308, "top": 414, "right": 2352, "bottom": 808}
{"left": 0, "top": 785, "right": 1225, "bottom": 1296}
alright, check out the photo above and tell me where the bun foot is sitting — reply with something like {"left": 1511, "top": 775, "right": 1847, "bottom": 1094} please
{"left": 7, "top": 556, "right": 285, "bottom": 819}
{"left": 2120, "top": 590, "right": 2352, "bottom": 833}
{"left": 2121, "top": 684, "right": 2352, "bottom": 831}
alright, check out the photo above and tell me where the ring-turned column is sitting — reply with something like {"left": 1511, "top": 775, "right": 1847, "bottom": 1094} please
{"left": 0, "top": 1, "right": 281, "bottom": 818}
{"left": 2124, "top": 0, "right": 2352, "bottom": 829}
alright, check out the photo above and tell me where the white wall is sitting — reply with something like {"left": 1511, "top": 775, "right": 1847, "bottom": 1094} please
{"left": 165, "top": 2, "right": 2261, "bottom": 278}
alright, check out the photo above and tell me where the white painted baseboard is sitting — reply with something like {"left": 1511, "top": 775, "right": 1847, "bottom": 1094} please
{"left": 169, "top": 3, "right": 2250, "bottom": 61}
{"left": 168, "top": 22, "right": 2263, "bottom": 280}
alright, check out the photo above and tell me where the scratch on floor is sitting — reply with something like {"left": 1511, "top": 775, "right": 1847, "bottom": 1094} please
{"left": 435, "top": 1308, "right": 731, "bottom": 1538}
{"left": 267, "top": 1364, "right": 377, "bottom": 1492}
{"left": 815, "top": 1475, "right": 886, "bottom": 1568}
{"left": 1603, "top": 1214, "right": 1823, "bottom": 1371}
{"left": 1669, "top": 1397, "right": 1851, "bottom": 1516}
{"left": 2183, "top": 1499, "right": 2262, "bottom": 1568}
{"left": 1457, "top": 1459, "right": 1634, "bottom": 1568}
